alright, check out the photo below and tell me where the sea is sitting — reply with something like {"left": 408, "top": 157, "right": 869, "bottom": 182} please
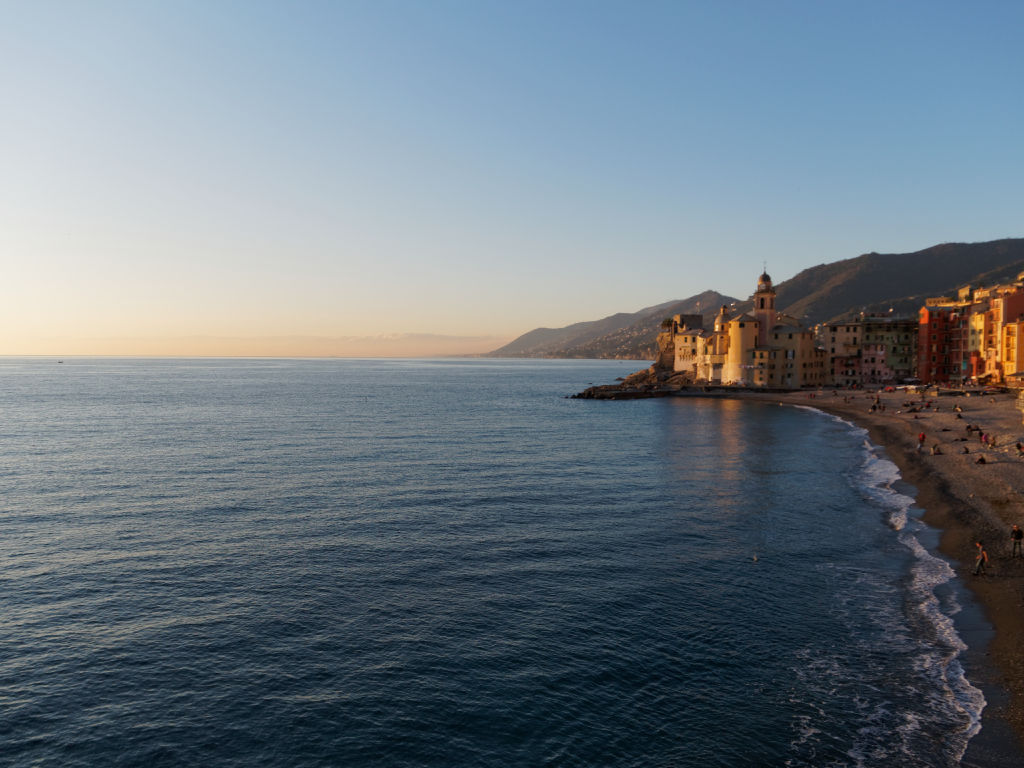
{"left": 0, "top": 357, "right": 990, "bottom": 767}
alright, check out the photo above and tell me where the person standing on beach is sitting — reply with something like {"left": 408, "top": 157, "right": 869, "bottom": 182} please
{"left": 917, "top": 432, "right": 926, "bottom": 452}
{"left": 974, "top": 541, "right": 989, "bottom": 575}
{"left": 1011, "top": 525, "right": 1023, "bottom": 558}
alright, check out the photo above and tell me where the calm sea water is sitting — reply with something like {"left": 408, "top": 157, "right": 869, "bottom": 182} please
{"left": 0, "top": 358, "right": 984, "bottom": 767}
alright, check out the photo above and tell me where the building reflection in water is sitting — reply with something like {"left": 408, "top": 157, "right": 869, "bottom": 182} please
{"left": 657, "top": 397, "right": 812, "bottom": 563}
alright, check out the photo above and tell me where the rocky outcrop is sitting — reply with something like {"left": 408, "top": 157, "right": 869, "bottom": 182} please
{"left": 571, "top": 365, "right": 691, "bottom": 399}
{"left": 654, "top": 330, "right": 675, "bottom": 370}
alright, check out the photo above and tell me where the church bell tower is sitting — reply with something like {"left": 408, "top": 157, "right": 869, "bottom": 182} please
{"left": 754, "top": 270, "right": 776, "bottom": 346}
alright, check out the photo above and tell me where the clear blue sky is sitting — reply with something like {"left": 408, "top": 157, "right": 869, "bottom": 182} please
{"left": 2, "top": 0, "right": 1021, "bottom": 354}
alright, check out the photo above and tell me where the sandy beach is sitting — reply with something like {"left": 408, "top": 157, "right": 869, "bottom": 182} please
{"left": 752, "top": 388, "right": 1024, "bottom": 764}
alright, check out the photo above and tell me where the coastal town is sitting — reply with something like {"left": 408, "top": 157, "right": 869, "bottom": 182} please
{"left": 645, "top": 268, "right": 1024, "bottom": 392}
{"left": 575, "top": 268, "right": 1024, "bottom": 758}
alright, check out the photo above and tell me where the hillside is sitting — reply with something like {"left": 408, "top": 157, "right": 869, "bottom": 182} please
{"left": 487, "top": 291, "right": 737, "bottom": 359}
{"left": 774, "top": 239, "right": 1024, "bottom": 325}
{"left": 489, "top": 238, "right": 1024, "bottom": 359}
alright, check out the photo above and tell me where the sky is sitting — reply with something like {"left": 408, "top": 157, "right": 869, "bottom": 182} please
{"left": 2, "top": 0, "right": 1022, "bottom": 356}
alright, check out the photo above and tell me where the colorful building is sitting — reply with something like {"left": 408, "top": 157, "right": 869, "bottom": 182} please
{"left": 917, "top": 275, "right": 1024, "bottom": 385}
{"left": 860, "top": 316, "right": 918, "bottom": 385}
{"left": 918, "top": 306, "right": 960, "bottom": 384}
{"left": 825, "top": 316, "right": 918, "bottom": 387}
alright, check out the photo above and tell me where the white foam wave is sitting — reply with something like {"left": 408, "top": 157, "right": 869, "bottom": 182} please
{"left": 858, "top": 449, "right": 915, "bottom": 530}
{"left": 792, "top": 404, "right": 866, "bottom": 435}
{"left": 790, "top": 406, "right": 987, "bottom": 763}
{"left": 795, "top": 408, "right": 916, "bottom": 526}
{"left": 856, "top": 443, "right": 985, "bottom": 762}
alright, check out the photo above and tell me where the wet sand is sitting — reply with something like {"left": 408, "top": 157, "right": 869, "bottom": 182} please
{"left": 751, "top": 388, "right": 1024, "bottom": 765}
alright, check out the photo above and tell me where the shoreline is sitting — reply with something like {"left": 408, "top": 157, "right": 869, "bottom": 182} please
{"left": 745, "top": 389, "right": 1024, "bottom": 766}
{"left": 576, "top": 375, "right": 1024, "bottom": 762}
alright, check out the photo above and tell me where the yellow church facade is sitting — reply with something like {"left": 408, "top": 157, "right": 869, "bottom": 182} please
{"left": 664, "top": 272, "right": 828, "bottom": 388}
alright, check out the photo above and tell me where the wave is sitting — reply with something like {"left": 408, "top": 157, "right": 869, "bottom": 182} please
{"left": 854, "top": 433, "right": 984, "bottom": 763}
{"left": 790, "top": 405, "right": 985, "bottom": 765}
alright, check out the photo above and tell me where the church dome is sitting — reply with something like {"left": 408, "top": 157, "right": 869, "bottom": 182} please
{"left": 757, "top": 271, "right": 774, "bottom": 292}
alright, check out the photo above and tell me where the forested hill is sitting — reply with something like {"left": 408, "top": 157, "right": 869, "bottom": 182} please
{"left": 488, "top": 238, "right": 1024, "bottom": 360}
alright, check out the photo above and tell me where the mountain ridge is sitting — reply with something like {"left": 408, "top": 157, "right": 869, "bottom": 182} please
{"left": 489, "top": 238, "right": 1024, "bottom": 359}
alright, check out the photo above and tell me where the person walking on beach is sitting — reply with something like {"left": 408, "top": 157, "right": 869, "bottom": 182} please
{"left": 917, "top": 432, "right": 926, "bottom": 452}
{"left": 1011, "top": 525, "right": 1023, "bottom": 558}
{"left": 974, "top": 541, "right": 989, "bottom": 575}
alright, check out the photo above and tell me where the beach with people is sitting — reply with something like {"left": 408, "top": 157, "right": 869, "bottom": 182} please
{"left": 757, "top": 387, "right": 1024, "bottom": 760}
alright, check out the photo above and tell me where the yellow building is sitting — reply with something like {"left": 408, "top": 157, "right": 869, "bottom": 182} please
{"left": 1003, "top": 320, "right": 1024, "bottom": 380}
{"left": 664, "top": 271, "right": 827, "bottom": 388}
{"left": 668, "top": 306, "right": 728, "bottom": 383}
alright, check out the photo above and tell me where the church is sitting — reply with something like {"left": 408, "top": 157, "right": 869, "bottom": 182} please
{"left": 658, "top": 271, "right": 828, "bottom": 388}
